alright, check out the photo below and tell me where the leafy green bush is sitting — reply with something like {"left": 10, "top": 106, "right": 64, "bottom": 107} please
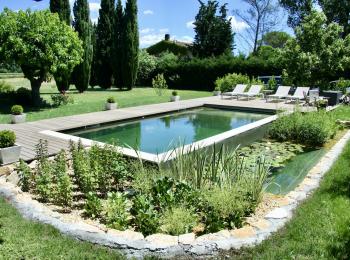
{"left": 132, "top": 194, "right": 159, "bottom": 235}
{"left": 152, "top": 73, "right": 168, "bottom": 96}
{"left": 137, "top": 49, "right": 157, "bottom": 85}
{"left": 35, "top": 140, "right": 53, "bottom": 202}
{"left": 85, "top": 192, "right": 102, "bottom": 219}
{"left": 269, "top": 111, "right": 337, "bottom": 147}
{"left": 17, "top": 159, "right": 32, "bottom": 192}
{"left": 102, "top": 192, "right": 132, "bottom": 230}
{"left": 172, "top": 90, "right": 178, "bottom": 96}
{"left": 51, "top": 93, "right": 74, "bottom": 107}
{"left": 15, "top": 87, "right": 32, "bottom": 106}
{"left": 160, "top": 206, "right": 197, "bottom": 235}
{"left": 215, "top": 73, "right": 250, "bottom": 93}
{"left": 0, "top": 80, "right": 14, "bottom": 94}
{"left": 106, "top": 97, "right": 115, "bottom": 103}
{"left": 147, "top": 41, "right": 189, "bottom": 56}
{"left": 267, "top": 76, "right": 277, "bottom": 90}
{"left": 11, "top": 105, "right": 23, "bottom": 115}
{"left": 0, "top": 130, "right": 16, "bottom": 148}
{"left": 334, "top": 79, "right": 350, "bottom": 94}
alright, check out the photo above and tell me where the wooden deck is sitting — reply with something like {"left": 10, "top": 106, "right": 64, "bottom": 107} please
{"left": 0, "top": 96, "right": 306, "bottom": 162}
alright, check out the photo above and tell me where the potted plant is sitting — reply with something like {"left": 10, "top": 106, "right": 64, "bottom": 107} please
{"left": 11, "top": 105, "right": 26, "bottom": 124}
{"left": 213, "top": 86, "right": 221, "bottom": 96}
{"left": 170, "top": 90, "right": 180, "bottom": 102}
{"left": 0, "top": 130, "right": 21, "bottom": 165}
{"left": 315, "top": 99, "right": 328, "bottom": 110}
{"left": 105, "top": 97, "right": 117, "bottom": 110}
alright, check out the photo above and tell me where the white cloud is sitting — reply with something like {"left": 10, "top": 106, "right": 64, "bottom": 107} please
{"left": 186, "top": 20, "right": 195, "bottom": 29}
{"left": 89, "top": 2, "right": 101, "bottom": 12}
{"left": 177, "top": 36, "right": 193, "bottom": 43}
{"left": 159, "top": 28, "right": 169, "bottom": 34}
{"left": 228, "top": 16, "right": 249, "bottom": 32}
{"left": 140, "top": 28, "right": 154, "bottom": 34}
{"left": 143, "top": 10, "right": 154, "bottom": 15}
{"left": 140, "top": 34, "right": 164, "bottom": 47}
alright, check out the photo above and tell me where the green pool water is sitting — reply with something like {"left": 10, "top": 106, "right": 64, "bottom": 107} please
{"left": 68, "top": 107, "right": 270, "bottom": 154}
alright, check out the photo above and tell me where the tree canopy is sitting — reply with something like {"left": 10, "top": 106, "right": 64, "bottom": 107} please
{"left": 0, "top": 9, "right": 83, "bottom": 105}
{"left": 50, "top": 0, "right": 71, "bottom": 25}
{"left": 192, "top": 0, "right": 234, "bottom": 57}
{"left": 261, "top": 31, "right": 292, "bottom": 48}
{"left": 279, "top": 0, "right": 313, "bottom": 28}
{"left": 282, "top": 11, "right": 350, "bottom": 88}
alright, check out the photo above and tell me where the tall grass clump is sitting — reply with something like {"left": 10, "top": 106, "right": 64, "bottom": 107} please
{"left": 268, "top": 111, "right": 338, "bottom": 147}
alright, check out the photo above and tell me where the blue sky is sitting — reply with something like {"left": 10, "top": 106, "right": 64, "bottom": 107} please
{"left": 0, "top": 0, "right": 290, "bottom": 53}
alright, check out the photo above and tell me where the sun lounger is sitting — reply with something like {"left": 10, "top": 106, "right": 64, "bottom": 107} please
{"left": 266, "top": 86, "right": 291, "bottom": 102}
{"left": 221, "top": 84, "right": 247, "bottom": 99}
{"left": 286, "top": 87, "right": 310, "bottom": 103}
{"left": 237, "top": 85, "right": 263, "bottom": 100}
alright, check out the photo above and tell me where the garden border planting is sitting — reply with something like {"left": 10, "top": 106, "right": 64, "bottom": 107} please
{"left": 0, "top": 130, "right": 348, "bottom": 259}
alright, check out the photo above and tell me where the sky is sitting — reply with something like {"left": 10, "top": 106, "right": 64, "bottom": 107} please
{"left": 0, "top": 0, "right": 290, "bottom": 53}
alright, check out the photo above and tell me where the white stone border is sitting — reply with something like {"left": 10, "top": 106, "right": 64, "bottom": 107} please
{"left": 40, "top": 115, "right": 277, "bottom": 164}
{"left": 0, "top": 131, "right": 349, "bottom": 259}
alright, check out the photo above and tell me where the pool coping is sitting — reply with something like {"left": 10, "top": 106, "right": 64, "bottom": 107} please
{"left": 39, "top": 106, "right": 277, "bottom": 163}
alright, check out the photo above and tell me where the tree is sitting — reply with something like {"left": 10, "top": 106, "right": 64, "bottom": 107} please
{"left": 112, "top": 0, "right": 124, "bottom": 89}
{"left": 261, "top": 31, "right": 292, "bottom": 48}
{"left": 318, "top": 0, "right": 350, "bottom": 37}
{"left": 121, "top": 0, "right": 139, "bottom": 89}
{"left": 279, "top": 0, "right": 313, "bottom": 28}
{"left": 95, "top": 0, "right": 115, "bottom": 88}
{"left": 50, "top": 0, "right": 72, "bottom": 92}
{"left": 282, "top": 11, "right": 350, "bottom": 88}
{"left": 72, "top": 0, "right": 93, "bottom": 93}
{"left": 192, "top": 0, "right": 234, "bottom": 57}
{"left": 234, "top": 0, "right": 280, "bottom": 53}
{"left": 0, "top": 10, "right": 83, "bottom": 106}
{"left": 50, "top": 0, "right": 71, "bottom": 24}
{"left": 89, "top": 24, "right": 98, "bottom": 87}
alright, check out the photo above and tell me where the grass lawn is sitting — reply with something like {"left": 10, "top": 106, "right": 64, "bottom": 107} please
{"left": 0, "top": 77, "right": 211, "bottom": 124}
{"left": 228, "top": 140, "right": 350, "bottom": 260}
{"left": 0, "top": 197, "right": 125, "bottom": 259}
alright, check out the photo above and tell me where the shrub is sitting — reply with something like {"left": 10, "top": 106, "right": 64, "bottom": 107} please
{"left": 268, "top": 111, "right": 337, "bottom": 147}
{"left": 106, "top": 96, "right": 115, "bottom": 103}
{"left": 35, "top": 140, "right": 53, "bottom": 202}
{"left": 17, "top": 159, "right": 32, "bottom": 192}
{"left": 0, "top": 80, "right": 14, "bottom": 94}
{"left": 51, "top": 93, "right": 74, "bottom": 107}
{"left": 15, "top": 87, "right": 32, "bottom": 106}
{"left": 137, "top": 49, "right": 157, "bottom": 85}
{"left": 334, "top": 79, "right": 350, "bottom": 94}
{"left": 0, "top": 130, "right": 16, "bottom": 148}
{"left": 172, "top": 90, "right": 178, "bottom": 96}
{"left": 11, "top": 105, "right": 23, "bottom": 115}
{"left": 267, "top": 76, "right": 277, "bottom": 90}
{"left": 160, "top": 206, "right": 197, "bottom": 235}
{"left": 215, "top": 73, "right": 250, "bottom": 93}
{"left": 132, "top": 194, "right": 159, "bottom": 235}
{"left": 85, "top": 192, "right": 102, "bottom": 219}
{"left": 102, "top": 192, "right": 132, "bottom": 230}
{"left": 152, "top": 73, "right": 168, "bottom": 96}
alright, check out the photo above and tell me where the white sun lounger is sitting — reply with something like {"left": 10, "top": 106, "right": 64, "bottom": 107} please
{"left": 237, "top": 85, "right": 263, "bottom": 101}
{"left": 266, "top": 86, "right": 291, "bottom": 102}
{"left": 286, "top": 87, "right": 310, "bottom": 103}
{"left": 221, "top": 84, "right": 247, "bottom": 99}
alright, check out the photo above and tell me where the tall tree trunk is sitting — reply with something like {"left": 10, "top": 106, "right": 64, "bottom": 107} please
{"left": 29, "top": 79, "right": 42, "bottom": 107}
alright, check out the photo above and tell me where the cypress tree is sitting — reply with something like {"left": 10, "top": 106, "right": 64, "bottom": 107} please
{"left": 90, "top": 24, "right": 99, "bottom": 87}
{"left": 72, "top": 0, "right": 93, "bottom": 93}
{"left": 50, "top": 0, "right": 72, "bottom": 92}
{"left": 112, "top": 0, "right": 124, "bottom": 89}
{"left": 50, "top": 0, "right": 71, "bottom": 25}
{"left": 121, "top": 0, "right": 139, "bottom": 90}
{"left": 95, "top": 0, "right": 115, "bottom": 89}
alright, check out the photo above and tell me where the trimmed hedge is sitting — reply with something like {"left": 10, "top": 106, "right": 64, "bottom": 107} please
{"left": 154, "top": 55, "right": 282, "bottom": 91}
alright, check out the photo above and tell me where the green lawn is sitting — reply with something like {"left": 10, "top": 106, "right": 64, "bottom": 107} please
{"left": 228, "top": 140, "right": 350, "bottom": 260}
{"left": 0, "top": 77, "right": 211, "bottom": 124}
{"left": 0, "top": 198, "right": 125, "bottom": 259}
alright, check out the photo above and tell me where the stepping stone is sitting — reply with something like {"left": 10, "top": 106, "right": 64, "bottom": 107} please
{"left": 265, "top": 208, "right": 289, "bottom": 219}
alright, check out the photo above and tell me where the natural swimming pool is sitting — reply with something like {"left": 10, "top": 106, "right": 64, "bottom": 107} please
{"left": 67, "top": 107, "right": 271, "bottom": 154}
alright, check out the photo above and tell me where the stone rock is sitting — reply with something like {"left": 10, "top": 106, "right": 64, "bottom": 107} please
{"left": 178, "top": 233, "right": 195, "bottom": 245}
{"left": 277, "top": 197, "right": 294, "bottom": 207}
{"left": 107, "top": 229, "right": 144, "bottom": 241}
{"left": 303, "top": 178, "right": 319, "bottom": 187}
{"left": 28, "top": 161, "right": 37, "bottom": 169}
{"left": 265, "top": 208, "right": 289, "bottom": 219}
{"left": 145, "top": 234, "right": 178, "bottom": 247}
{"left": 230, "top": 226, "right": 256, "bottom": 238}
{"left": 249, "top": 219, "right": 271, "bottom": 231}
{"left": 189, "top": 245, "right": 209, "bottom": 255}
{"left": 287, "top": 191, "right": 307, "bottom": 201}
{"left": 0, "top": 166, "right": 11, "bottom": 177}
{"left": 6, "top": 172, "right": 20, "bottom": 186}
